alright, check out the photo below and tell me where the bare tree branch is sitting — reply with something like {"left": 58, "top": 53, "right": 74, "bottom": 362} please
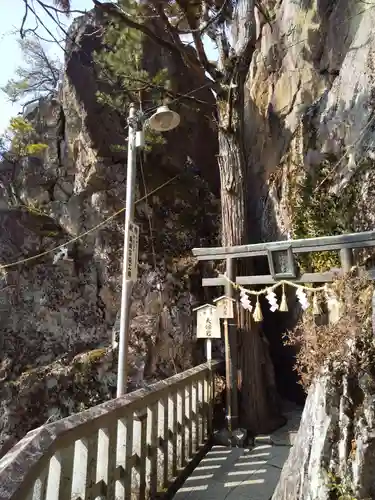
{"left": 175, "top": 0, "right": 230, "bottom": 35}
{"left": 93, "top": 0, "right": 185, "bottom": 56}
{"left": 22, "top": 0, "right": 67, "bottom": 51}
{"left": 36, "top": 0, "right": 87, "bottom": 15}
{"left": 20, "top": 1, "right": 30, "bottom": 38}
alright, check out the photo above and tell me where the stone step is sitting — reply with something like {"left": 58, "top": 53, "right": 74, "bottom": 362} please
{"left": 271, "top": 430, "right": 298, "bottom": 446}
{"left": 254, "top": 434, "right": 273, "bottom": 445}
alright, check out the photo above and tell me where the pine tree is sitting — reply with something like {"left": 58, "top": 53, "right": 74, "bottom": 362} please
{"left": 94, "top": 0, "right": 172, "bottom": 149}
{"left": 95, "top": 0, "right": 169, "bottom": 107}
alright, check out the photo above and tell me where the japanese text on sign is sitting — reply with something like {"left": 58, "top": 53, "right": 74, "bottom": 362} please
{"left": 214, "top": 296, "right": 234, "bottom": 319}
{"left": 127, "top": 222, "right": 139, "bottom": 281}
{"left": 195, "top": 305, "right": 221, "bottom": 339}
{"left": 205, "top": 317, "right": 212, "bottom": 336}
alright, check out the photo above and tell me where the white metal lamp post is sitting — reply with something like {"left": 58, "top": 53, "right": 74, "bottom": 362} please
{"left": 116, "top": 103, "right": 181, "bottom": 398}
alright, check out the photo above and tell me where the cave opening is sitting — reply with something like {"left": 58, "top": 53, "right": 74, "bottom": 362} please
{"left": 255, "top": 255, "right": 306, "bottom": 407}
{"left": 261, "top": 293, "right": 306, "bottom": 406}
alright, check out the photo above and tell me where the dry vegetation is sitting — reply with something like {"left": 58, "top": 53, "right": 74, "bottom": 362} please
{"left": 284, "top": 272, "right": 375, "bottom": 388}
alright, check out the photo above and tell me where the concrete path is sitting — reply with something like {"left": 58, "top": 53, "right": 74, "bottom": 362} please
{"left": 173, "top": 403, "right": 302, "bottom": 500}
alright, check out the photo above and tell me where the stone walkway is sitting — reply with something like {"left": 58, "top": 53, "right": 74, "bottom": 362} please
{"left": 173, "top": 403, "right": 302, "bottom": 500}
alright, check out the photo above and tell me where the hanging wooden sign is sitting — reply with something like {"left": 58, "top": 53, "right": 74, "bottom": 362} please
{"left": 193, "top": 304, "right": 221, "bottom": 339}
{"left": 213, "top": 295, "right": 235, "bottom": 319}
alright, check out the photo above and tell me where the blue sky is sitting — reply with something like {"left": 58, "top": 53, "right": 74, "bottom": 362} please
{"left": 0, "top": 1, "right": 217, "bottom": 134}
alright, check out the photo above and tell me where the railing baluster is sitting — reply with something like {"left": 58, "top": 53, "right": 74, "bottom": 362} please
{"left": 180, "top": 388, "right": 186, "bottom": 468}
{"left": 30, "top": 466, "right": 48, "bottom": 500}
{"left": 149, "top": 403, "right": 159, "bottom": 498}
{"left": 95, "top": 424, "right": 117, "bottom": 499}
{"left": 107, "top": 424, "right": 118, "bottom": 499}
{"left": 162, "top": 396, "right": 169, "bottom": 489}
{"left": 71, "top": 439, "right": 87, "bottom": 499}
{"left": 59, "top": 445, "right": 74, "bottom": 500}
{"left": 45, "top": 454, "right": 62, "bottom": 500}
{"left": 199, "top": 378, "right": 205, "bottom": 441}
{"left": 71, "top": 434, "right": 98, "bottom": 500}
{"left": 204, "top": 375, "right": 210, "bottom": 440}
{"left": 86, "top": 435, "right": 99, "bottom": 500}
{"left": 172, "top": 392, "right": 178, "bottom": 477}
{"left": 188, "top": 382, "right": 193, "bottom": 459}
{"left": 194, "top": 380, "right": 200, "bottom": 451}
{"left": 115, "top": 418, "right": 127, "bottom": 500}
{"left": 206, "top": 371, "right": 213, "bottom": 437}
{"left": 176, "top": 391, "right": 182, "bottom": 470}
{"left": 156, "top": 400, "right": 164, "bottom": 492}
{"left": 124, "top": 414, "right": 134, "bottom": 500}
{"left": 135, "top": 410, "right": 148, "bottom": 500}
{"left": 96, "top": 428, "right": 109, "bottom": 496}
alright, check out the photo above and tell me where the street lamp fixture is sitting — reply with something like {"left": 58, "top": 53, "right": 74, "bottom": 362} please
{"left": 116, "top": 102, "right": 180, "bottom": 398}
{"left": 148, "top": 105, "right": 181, "bottom": 132}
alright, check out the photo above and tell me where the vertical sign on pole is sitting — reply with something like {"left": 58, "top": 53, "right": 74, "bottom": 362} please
{"left": 193, "top": 304, "right": 221, "bottom": 362}
{"left": 213, "top": 296, "right": 235, "bottom": 432}
{"left": 127, "top": 222, "right": 139, "bottom": 281}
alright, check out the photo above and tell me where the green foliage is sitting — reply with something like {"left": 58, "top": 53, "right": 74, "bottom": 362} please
{"left": 95, "top": 0, "right": 170, "bottom": 108}
{"left": 289, "top": 157, "right": 359, "bottom": 272}
{"left": 85, "top": 348, "right": 107, "bottom": 364}
{"left": 94, "top": 0, "right": 174, "bottom": 150}
{"left": 1, "top": 36, "right": 61, "bottom": 105}
{"left": 73, "top": 348, "right": 107, "bottom": 375}
{"left": 20, "top": 201, "right": 47, "bottom": 218}
{"left": 326, "top": 470, "right": 358, "bottom": 500}
{"left": 1, "top": 117, "right": 47, "bottom": 161}
{"left": 110, "top": 127, "right": 166, "bottom": 154}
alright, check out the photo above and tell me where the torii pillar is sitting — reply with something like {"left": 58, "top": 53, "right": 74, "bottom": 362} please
{"left": 225, "top": 257, "right": 239, "bottom": 430}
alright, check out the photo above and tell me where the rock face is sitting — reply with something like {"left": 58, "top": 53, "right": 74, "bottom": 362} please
{"left": 245, "top": 0, "right": 375, "bottom": 242}
{"left": 272, "top": 367, "right": 375, "bottom": 500}
{"left": 0, "top": 9, "right": 219, "bottom": 454}
{"left": 242, "top": 0, "right": 375, "bottom": 497}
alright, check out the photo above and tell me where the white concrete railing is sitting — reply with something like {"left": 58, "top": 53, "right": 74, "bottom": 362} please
{"left": 0, "top": 361, "right": 221, "bottom": 500}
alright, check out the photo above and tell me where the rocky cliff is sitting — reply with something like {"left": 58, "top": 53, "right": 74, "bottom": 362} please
{"left": 0, "top": 9, "right": 219, "bottom": 456}
{"left": 245, "top": 0, "right": 375, "bottom": 246}
{"left": 242, "top": 0, "right": 375, "bottom": 497}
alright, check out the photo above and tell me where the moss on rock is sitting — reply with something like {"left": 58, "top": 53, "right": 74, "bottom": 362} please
{"left": 288, "top": 153, "right": 360, "bottom": 272}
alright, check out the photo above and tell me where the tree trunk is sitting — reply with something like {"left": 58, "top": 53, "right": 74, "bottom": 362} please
{"left": 217, "top": 95, "right": 283, "bottom": 434}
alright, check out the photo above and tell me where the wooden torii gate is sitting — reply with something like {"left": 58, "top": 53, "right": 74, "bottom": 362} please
{"left": 192, "top": 230, "right": 375, "bottom": 430}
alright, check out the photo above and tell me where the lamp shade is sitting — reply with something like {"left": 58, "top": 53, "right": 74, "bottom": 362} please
{"left": 148, "top": 105, "right": 180, "bottom": 132}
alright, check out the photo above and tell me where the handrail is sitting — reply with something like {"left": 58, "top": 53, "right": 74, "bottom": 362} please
{"left": 0, "top": 361, "right": 222, "bottom": 500}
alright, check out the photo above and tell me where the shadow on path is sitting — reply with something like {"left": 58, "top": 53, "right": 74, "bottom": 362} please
{"left": 173, "top": 402, "right": 302, "bottom": 500}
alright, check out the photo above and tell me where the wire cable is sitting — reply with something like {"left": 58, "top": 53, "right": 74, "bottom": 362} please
{"left": 138, "top": 149, "right": 158, "bottom": 273}
{"left": 315, "top": 113, "right": 375, "bottom": 192}
{"left": 0, "top": 173, "right": 180, "bottom": 270}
